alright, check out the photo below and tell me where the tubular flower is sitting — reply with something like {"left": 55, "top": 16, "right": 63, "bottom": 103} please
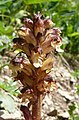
{"left": 10, "top": 13, "right": 62, "bottom": 102}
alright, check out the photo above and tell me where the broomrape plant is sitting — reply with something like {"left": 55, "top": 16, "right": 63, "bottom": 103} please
{"left": 10, "top": 13, "right": 62, "bottom": 120}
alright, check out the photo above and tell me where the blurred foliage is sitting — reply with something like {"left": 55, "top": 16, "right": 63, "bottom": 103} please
{"left": 40, "top": 0, "right": 79, "bottom": 54}
{"left": 0, "top": 75, "right": 20, "bottom": 112}
{"left": 68, "top": 103, "right": 79, "bottom": 120}
{"left": 0, "top": 0, "right": 79, "bottom": 54}
{"left": 72, "top": 70, "right": 79, "bottom": 79}
{"left": 23, "top": 0, "right": 61, "bottom": 4}
{"left": 76, "top": 84, "right": 79, "bottom": 94}
{"left": 0, "top": 92, "right": 16, "bottom": 113}
{"left": 0, "top": 76, "right": 20, "bottom": 96}
{"left": 68, "top": 103, "right": 76, "bottom": 120}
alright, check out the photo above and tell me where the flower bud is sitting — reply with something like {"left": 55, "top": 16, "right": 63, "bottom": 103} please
{"left": 23, "top": 18, "right": 33, "bottom": 31}
{"left": 44, "top": 19, "right": 54, "bottom": 29}
{"left": 52, "top": 27, "right": 61, "bottom": 35}
{"left": 34, "top": 18, "right": 45, "bottom": 37}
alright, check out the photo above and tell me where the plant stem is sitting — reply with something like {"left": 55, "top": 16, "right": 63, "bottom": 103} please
{"left": 32, "top": 94, "right": 42, "bottom": 120}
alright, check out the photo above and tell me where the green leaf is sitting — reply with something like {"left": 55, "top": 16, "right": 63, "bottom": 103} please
{"left": 0, "top": 0, "right": 12, "bottom": 5}
{"left": 5, "top": 26, "right": 14, "bottom": 34}
{"left": 0, "top": 22, "right": 14, "bottom": 35}
{"left": 71, "top": 69, "right": 79, "bottom": 78}
{"left": 0, "top": 44, "right": 7, "bottom": 52}
{"left": 0, "top": 77, "right": 20, "bottom": 96}
{"left": 0, "top": 35, "right": 11, "bottom": 44}
{"left": 76, "top": 84, "right": 79, "bottom": 94}
{"left": 15, "top": 10, "right": 26, "bottom": 18}
{"left": 68, "top": 32, "right": 79, "bottom": 37}
{"left": 0, "top": 21, "right": 5, "bottom": 34}
{"left": 23, "top": 0, "right": 61, "bottom": 4}
{"left": 74, "top": 116, "right": 79, "bottom": 120}
{"left": 68, "top": 103, "right": 76, "bottom": 116}
{"left": 0, "top": 92, "right": 16, "bottom": 113}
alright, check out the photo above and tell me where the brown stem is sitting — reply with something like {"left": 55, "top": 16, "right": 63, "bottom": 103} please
{"left": 32, "top": 94, "right": 42, "bottom": 120}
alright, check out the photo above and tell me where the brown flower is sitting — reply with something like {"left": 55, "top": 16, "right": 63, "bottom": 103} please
{"left": 10, "top": 13, "right": 62, "bottom": 95}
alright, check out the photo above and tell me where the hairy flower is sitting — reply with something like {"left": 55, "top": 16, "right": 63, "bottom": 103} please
{"left": 10, "top": 13, "right": 62, "bottom": 102}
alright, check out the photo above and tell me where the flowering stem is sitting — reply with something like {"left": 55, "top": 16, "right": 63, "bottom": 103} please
{"left": 32, "top": 94, "right": 42, "bottom": 120}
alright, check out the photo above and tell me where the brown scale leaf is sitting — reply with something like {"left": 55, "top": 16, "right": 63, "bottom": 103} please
{"left": 41, "top": 57, "right": 54, "bottom": 71}
{"left": 15, "top": 71, "right": 33, "bottom": 87}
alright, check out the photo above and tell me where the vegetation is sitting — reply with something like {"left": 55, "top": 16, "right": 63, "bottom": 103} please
{"left": 0, "top": 0, "right": 79, "bottom": 119}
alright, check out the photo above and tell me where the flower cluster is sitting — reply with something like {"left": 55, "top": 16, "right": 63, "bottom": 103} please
{"left": 10, "top": 13, "right": 62, "bottom": 102}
